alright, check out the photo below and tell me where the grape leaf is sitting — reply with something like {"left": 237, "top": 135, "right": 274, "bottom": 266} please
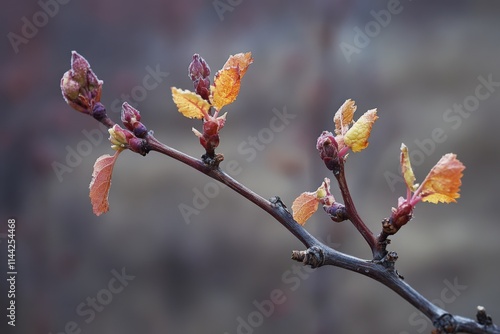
{"left": 292, "top": 192, "right": 319, "bottom": 225}
{"left": 89, "top": 151, "right": 121, "bottom": 216}
{"left": 400, "top": 143, "right": 418, "bottom": 191}
{"left": 334, "top": 99, "right": 356, "bottom": 135}
{"left": 171, "top": 87, "right": 210, "bottom": 119}
{"left": 344, "top": 108, "right": 378, "bottom": 152}
{"left": 222, "top": 52, "right": 253, "bottom": 78}
{"left": 210, "top": 66, "right": 241, "bottom": 111}
{"left": 420, "top": 153, "right": 465, "bottom": 204}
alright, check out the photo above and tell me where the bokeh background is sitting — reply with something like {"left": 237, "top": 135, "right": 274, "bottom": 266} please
{"left": 2, "top": 1, "right": 500, "bottom": 333}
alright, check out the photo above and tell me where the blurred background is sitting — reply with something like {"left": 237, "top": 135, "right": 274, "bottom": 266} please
{"left": 1, "top": 1, "right": 500, "bottom": 333}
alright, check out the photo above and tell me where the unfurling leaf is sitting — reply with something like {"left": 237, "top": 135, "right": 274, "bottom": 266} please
{"left": 400, "top": 143, "right": 418, "bottom": 191}
{"left": 334, "top": 99, "right": 356, "bottom": 135}
{"left": 89, "top": 151, "right": 121, "bottom": 216}
{"left": 171, "top": 87, "right": 211, "bottom": 119}
{"left": 292, "top": 192, "right": 319, "bottom": 225}
{"left": 210, "top": 66, "right": 241, "bottom": 111}
{"left": 420, "top": 154, "right": 465, "bottom": 204}
{"left": 222, "top": 52, "right": 253, "bottom": 78}
{"left": 344, "top": 108, "right": 378, "bottom": 152}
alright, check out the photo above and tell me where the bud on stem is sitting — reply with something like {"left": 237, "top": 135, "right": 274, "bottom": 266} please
{"left": 61, "top": 51, "right": 103, "bottom": 115}
{"left": 317, "top": 131, "right": 342, "bottom": 174}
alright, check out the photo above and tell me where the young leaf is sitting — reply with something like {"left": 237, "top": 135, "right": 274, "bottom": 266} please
{"left": 222, "top": 52, "right": 253, "bottom": 78}
{"left": 400, "top": 143, "right": 418, "bottom": 191}
{"left": 210, "top": 66, "right": 241, "bottom": 111}
{"left": 420, "top": 153, "right": 465, "bottom": 204}
{"left": 171, "top": 87, "right": 210, "bottom": 119}
{"left": 292, "top": 192, "right": 319, "bottom": 225}
{"left": 89, "top": 151, "right": 122, "bottom": 216}
{"left": 344, "top": 108, "right": 378, "bottom": 152}
{"left": 334, "top": 99, "right": 356, "bottom": 135}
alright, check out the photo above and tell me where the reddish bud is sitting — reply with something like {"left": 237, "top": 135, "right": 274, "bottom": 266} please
{"left": 61, "top": 51, "right": 103, "bottom": 114}
{"left": 121, "top": 103, "right": 148, "bottom": 138}
{"left": 128, "top": 137, "right": 148, "bottom": 156}
{"left": 121, "top": 103, "right": 141, "bottom": 128}
{"left": 383, "top": 201, "right": 413, "bottom": 235}
{"left": 194, "top": 77, "right": 211, "bottom": 101}
{"left": 324, "top": 202, "right": 348, "bottom": 223}
{"left": 203, "top": 119, "right": 219, "bottom": 136}
{"left": 317, "top": 131, "right": 341, "bottom": 172}
{"left": 188, "top": 54, "right": 210, "bottom": 81}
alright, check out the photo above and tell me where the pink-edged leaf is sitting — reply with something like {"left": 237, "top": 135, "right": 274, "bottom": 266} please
{"left": 89, "top": 151, "right": 121, "bottom": 216}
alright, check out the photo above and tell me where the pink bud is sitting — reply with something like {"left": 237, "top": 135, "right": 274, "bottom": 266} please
{"left": 188, "top": 54, "right": 210, "bottom": 81}
{"left": 194, "top": 77, "right": 211, "bottom": 100}
{"left": 324, "top": 202, "right": 348, "bottom": 223}
{"left": 70, "top": 51, "right": 91, "bottom": 84}
{"left": 121, "top": 103, "right": 141, "bottom": 130}
{"left": 383, "top": 201, "right": 414, "bottom": 235}
{"left": 317, "top": 131, "right": 340, "bottom": 172}
{"left": 61, "top": 51, "right": 103, "bottom": 114}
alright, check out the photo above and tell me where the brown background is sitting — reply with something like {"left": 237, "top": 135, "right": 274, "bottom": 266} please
{"left": 1, "top": 1, "right": 500, "bottom": 333}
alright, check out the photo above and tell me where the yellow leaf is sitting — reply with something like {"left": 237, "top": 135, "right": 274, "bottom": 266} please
{"left": 333, "top": 99, "right": 356, "bottom": 135}
{"left": 420, "top": 154, "right": 465, "bottom": 204}
{"left": 210, "top": 66, "right": 241, "bottom": 111}
{"left": 171, "top": 87, "right": 210, "bottom": 119}
{"left": 222, "top": 52, "right": 253, "bottom": 78}
{"left": 292, "top": 192, "right": 319, "bottom": 225}
{"left": 344, "top": 109, "right": 378, "bottom": 152}
{"left": 400, "top": 143, "right": 418, "bottom": 191}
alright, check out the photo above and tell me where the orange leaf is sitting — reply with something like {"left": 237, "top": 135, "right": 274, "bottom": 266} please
{"left": 171, "top": 87, "right": 210, "bottom": 119}
{"left": 400, "top": 143, "right": 418, "bottom": 191}
{"left": 222, "top": 52, "right": 253, "bottom": 78}
{"left": 333, "top": 99, "right": 356, "bottom": 135}
{"left": 210, "top": 66, "right": 241, "bottom": 111}
{"left": 89, "top": 151, "right": 121, "bottom": 216}
{"left": 344, "top": 108, "right": 378, "bottom": 152}
{"left": 420, "top": 154, "right": 465, "bottom": 204}
{"left": 292, "top": 192, "right": 319, "bottom": 225}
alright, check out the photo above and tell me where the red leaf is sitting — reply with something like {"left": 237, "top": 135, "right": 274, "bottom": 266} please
{"left": 89, "top": 151, "right": 121, "bottom": 216}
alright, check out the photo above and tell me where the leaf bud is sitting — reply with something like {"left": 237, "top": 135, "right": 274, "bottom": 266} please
{"left": 324, "top": 202, "right": 349, "bottom": 223}
{"left": 317, "top": 131, "right": 341, "bottom": 172}
{"left": 188, "top": 54, "right": 210, "bottom": 81}
{"left": 61, "top": 51, "right": 103, "bottom": 114}
{"left": 108, "top": 124, "right": 132, "bottom": 151}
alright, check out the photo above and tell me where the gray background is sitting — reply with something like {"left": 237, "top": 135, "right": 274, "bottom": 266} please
{"left": 1, "top": 1, "right": 500, "bottom": 333}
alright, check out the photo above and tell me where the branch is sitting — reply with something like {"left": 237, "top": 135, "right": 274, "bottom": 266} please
{"left": 334, "top": 165, "right": 381, "bottom": 258}
{"left": 144, "top": 134, "right": 498, "bottom": 334}
{"left": 62, "top": 51, "right": 496, "bottom": 333}
{"left": 146, "top": 135, "right": 319, "bottom": 248}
